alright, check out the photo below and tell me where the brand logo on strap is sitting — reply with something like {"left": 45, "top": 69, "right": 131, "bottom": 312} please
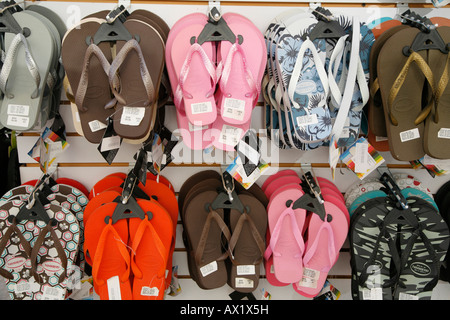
{"left": 42, "top": 260, "right": 62, "bottom": 274}
{"left": 410, "top": 262, "right": 431, "bottom": 276}
{"left": 5, "top": 256, "right": 26, "bottom": 270}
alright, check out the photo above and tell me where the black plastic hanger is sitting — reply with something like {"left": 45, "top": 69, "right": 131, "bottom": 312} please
{"left": 105, "top": 171, "right": 150, "bottom": 224}
{"left": 11, "top": 192, "right": 53, "bottom": 225}
{"left": 400, "top": 10, "right": 449, "bottom": 56}
{"left": 85, "top": 5, "right": 139, "bottom": 46}
{"left": 291, "top": 171, "right": 327, "bottom": 221}
{"left": 209, "top": 172, "right": 246, "bottom": 213}
{"left": 308, "top": 7, "right": 346, "bottom": 41}
{"left": 378, "top": 172, "right": 409, "bottom": 210}
{"left": 190, "top": 6, "right": 243, "bottom": 45}
{"left": 0, "top": 3, "right": 29, "bottom": 36}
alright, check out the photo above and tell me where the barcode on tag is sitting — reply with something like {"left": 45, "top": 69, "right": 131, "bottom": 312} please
{"left": 8, "top": 104, "right": 29, "bottom": 116}
{"left": 399, "top": 292, "right": 419, "bottom": 300}
{"left": 191, "top": 102, "right": 212, "bottom": 115}
{"left": 42, "top": 286, "right": 65, "bottom": 300}
{"left": 15, "top": 282, "right": 31, "bottom": 293}
{"left": 140, "top": 286, "right": 159, "bottom": 297}
{"left": 100, "top": 136, "right": 121, "bottom": 152}
{"left": 235, "top": 277, "right": 254, "bottom": 288}
{"left": 107, "top": 275, "right": 122, "bottom": 300}
{"left": 200, "top": 261, "right": 218, "bottom": 277}
{"left": 296, "top": 114, "right": 318, "bottom": 127}
{"left": 438, "top": 128, "right": 450, "bottom": 139}
{"left": 400, "top": 128, "right": 420, "bottom": 142}
{"left": 237, "top": 265, "right": 255, "bottom": 276}
{"left": 222, "top": 98, "right": 245, "bottom": 121}
{"left": 219, "top": 125, "right": 243, "bottom": 146}
{"left": 120, "top": 107, "right": 145, "bottom": 126}
{"left": 7, "top": 115, "right": 29, "bottom": 128}
{"left": 88, "top": 120, "right": 107, "bottom": 133}
{"left": 299, "top": 267, "right": 320, "bottom": 288}
{"left": 362, "top": 287, "right": 383, "bottom": 300}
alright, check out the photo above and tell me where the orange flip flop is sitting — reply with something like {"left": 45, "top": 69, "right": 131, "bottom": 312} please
{"left": 89, "top": 175, "right": 125, "bottom": 199}
{"left": 143, "top": 172, "right": 175, "bottom": 194}
{"left": 138, "top": 179, "right": 178, "bottom": 288}
{"left": 128, "top": 199, "right": 173, "bottom": 300}
{"left": 84, "top": 202, "right": 132, "bottom": 300}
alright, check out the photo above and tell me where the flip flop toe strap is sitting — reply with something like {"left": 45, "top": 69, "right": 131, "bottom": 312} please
{"left": 131, "top": 216, "right": 168, "bottom": 279}
{"left": 218, "top": 41, "right": 259, "bottom": 101}
{"left": 388, "top": 51, "right": 436, "bottom": 126}
{"left": 30, "top": 218, "right": 68, "bottom": 284}
{"left": 264, "top": 205, "right": 305, "bottom": 260}
{"left": 75, "top": 43, "right": 116, "bottom": 112}
{"left": 109, "top": 39, "right": 156, "bottom": 107}
{"left": 174, "top": 42, "right": 218, "bottom": 111}
{"left": 195, "top": 208, "right": 231, "bottom": 267}
{"left": 0, "top": 217, "right": 41, "bottom": 282}
{"left": 228, "top": 211, "right": 266, "bottom": 265}
{"left": 0, "top": 33, "right": 40, "bottom": 99}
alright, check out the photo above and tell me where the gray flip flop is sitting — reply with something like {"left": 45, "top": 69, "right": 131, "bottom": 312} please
{"left": 0, "top": 11, "right": 55, "bottom": 131}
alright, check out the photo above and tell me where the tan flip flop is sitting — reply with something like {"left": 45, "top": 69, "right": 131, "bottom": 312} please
{"left": 424, "top": 26, "right": 450, "bottom": 159}
{"left": 377, "top": 27, "right": 435, "bottom": 161}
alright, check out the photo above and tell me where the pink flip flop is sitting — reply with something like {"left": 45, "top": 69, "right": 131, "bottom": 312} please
{"left": 293, "top": 201, "right": 348, "bottom": 298}
{"left": 261, "top": 169, "right": 298, "bottom": 192}
{"left": 264, "top": 175, "right": 302, "bottom": 200}
{"left": 216, "top": 13, "right": 266, "bottom": 125}
{"left": 166, "top": 13, "right": 214, "bottom": 150}
{"left": 265, "top": 185, "right": 306, "bottom": 284}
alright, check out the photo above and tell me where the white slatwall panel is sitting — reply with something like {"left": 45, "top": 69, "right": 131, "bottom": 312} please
{"left": 10, "top": 0, "right": 450, "bottom": 301}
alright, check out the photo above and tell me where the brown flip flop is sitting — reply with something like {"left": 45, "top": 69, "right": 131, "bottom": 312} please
{"left": 178, "top": 170, "right": 221, "bottom": 214}
{"left": 368, "top": 24, "right": 409, "bottom": 141}
{"left": 424, "top": 26, "right": 450, "bottom": 159}
{"left": 183, "top": 189, "right": 231, "bottom": 289}
{"left": 62, "top": 20, "right": 115, "bottom": 144}
{"left": 377, "top": 27, "right": 435, "bottom": 161}
{"left": 109, "top": 19, "right": 165, "bottom": 141}
{"left": 227, "top": 194, "right": 266, "bottom": 293}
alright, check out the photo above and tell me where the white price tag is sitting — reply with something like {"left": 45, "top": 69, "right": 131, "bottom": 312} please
{"left": 235, "top": 277, "right": 254, "bottom": 288}
{"left": 100, "top": 136, "right": 121, "bottom": 152}
{"left": 219, "top": 125, "right": 243, "bottom": 146}
{"left": 8, "top": 104, "right": 29, "bottom": 116}
{"left": 107, "top": 275, "right": 122, "bottom": 300}
{"left": 88, "top": 120, "right": 107, "bottom": 132}
{"left": 120, "top": 107, "right": 145, "bottom": 126}
{"left": 438, "top": 128, "right": 450, "bottom": 139}
{"left": 222, "top": 98, "right": 245, "bottom": 121}
{"left": 7, "top": 115, "right": 29, "bottom": 128}
{"left": 296, "top": 114, "right": 318, "bottom": 127}
{"left": 237, "top": 265, "right": 256, "bottom": 276}
{"left": 400, "top": 128, "right": 420, "bottom": 142}
{"left": 191, "top": 101, "right": 213, "bottom": 115}
{"left": 200, "top": 261, "right": 218, "bottom": 277}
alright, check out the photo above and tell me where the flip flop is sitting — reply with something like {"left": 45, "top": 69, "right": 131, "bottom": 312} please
{"left": 61, "top": 19, "right": 115, "bottom": 144}
{"left": 55, "top": 178, "right": 89, "bottom": 198}
{"left": 108, "top": 19, "right": 165, "bottom": 141}
{"left": 424, "top": 26, "right": 450, "bottom": 159}
{"left": 128, "top": 199, "right": 173, "bottom": 300}
{"left": 216, "top": 13, "right": 266, "bottom": 126}
{"left": 394, "top": 197, "right": 449, "bottom": 300}
{"left": 183, "top": 189, "right": 231, "bottom": 289}
{"left": 264, "top": 185, "right": 306, "bottom": 283}
{"left": 83, "top": 202, "right": 132, "bottom": 300}
{"left": 377, "top": 27, "right": 435, "bottom": 161}
{"left": 166, "top": 13, "right": 214, "bottom": 150}
{"left": 227, "top": 194, "right": 267, "bottom": 293}
{"left": 293, "top": 200, "right": 348, "bottom": 297}
{"left": 0, "top": 11, "right": 55, "bottom": 131}
{"left": 261, "top": 169, "right": 297, "bottom": 192}
{"left": 350, "top": 197, "right": 400, "bottom": 300}
{"left": 367, "top": 23, "right": 408, "bottom": 151}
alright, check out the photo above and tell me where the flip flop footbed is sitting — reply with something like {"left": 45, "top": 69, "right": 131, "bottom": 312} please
{"left": 0, "top": 200, "right": 80, "bottom": 300}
